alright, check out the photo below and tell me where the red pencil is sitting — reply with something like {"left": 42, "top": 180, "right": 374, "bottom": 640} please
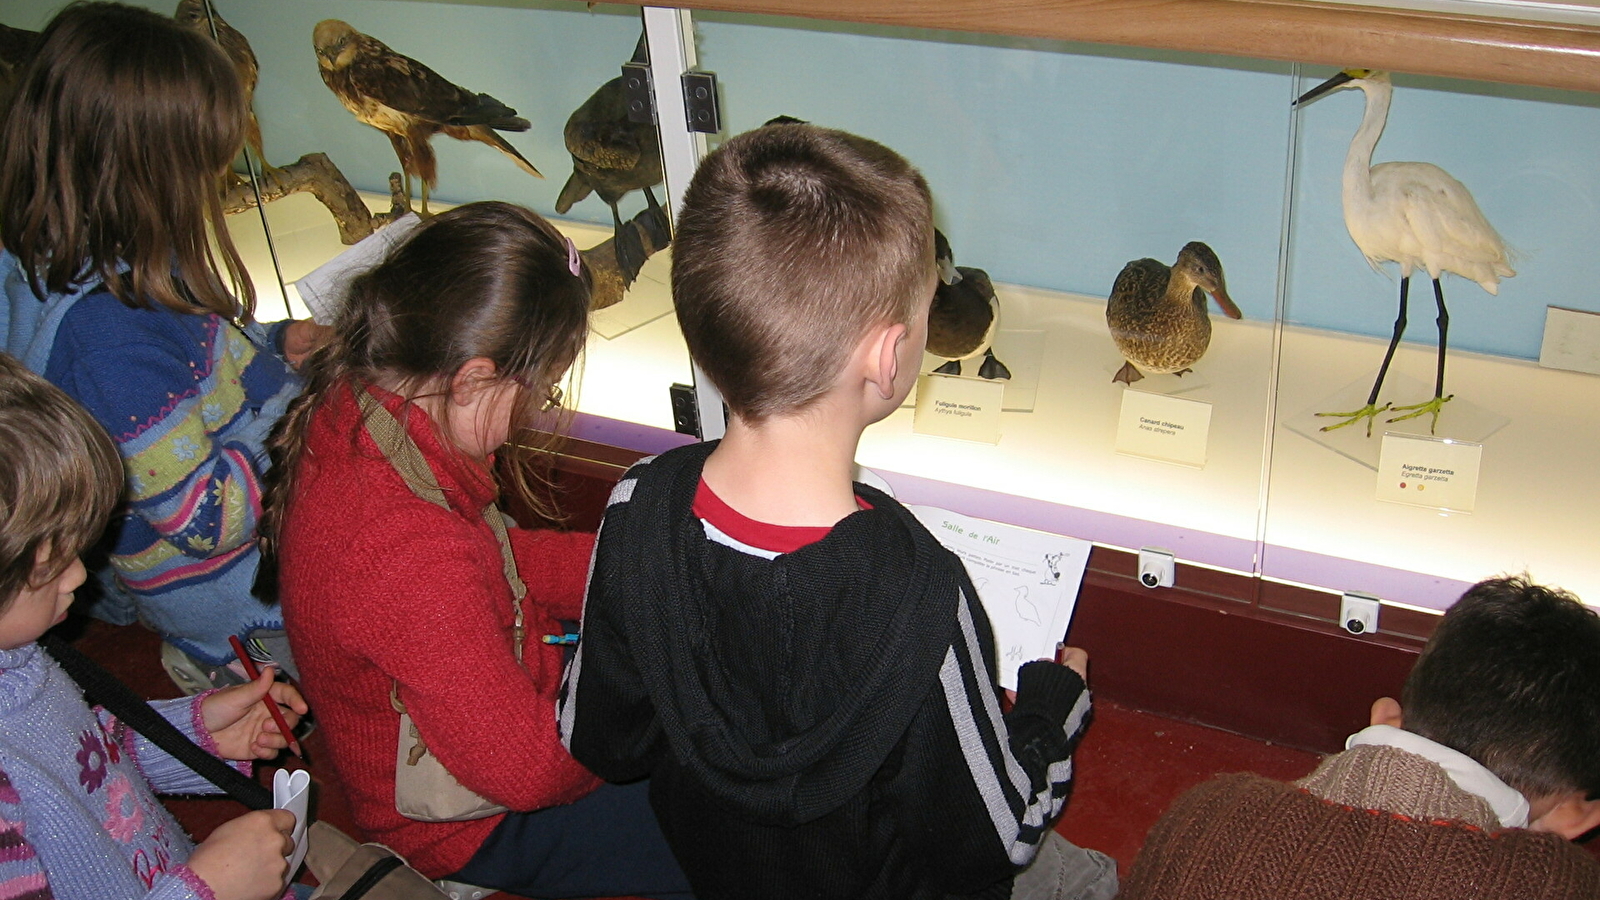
{"left": 227, "top": 635, "right": 302, "bottom": 757}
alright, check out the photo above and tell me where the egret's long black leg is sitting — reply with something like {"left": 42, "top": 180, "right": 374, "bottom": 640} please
{"left": 1388, "top": 276, "right": 1455, "bottom": 432}
{"left": 1317, "top": 275, "right": 1408, "bottom": 435}
{"left": 1431, "top": 277, "right": 1448, "bottom": 399}
{"left": 1368, "top": 275, "right": 1410, "bottom": 406}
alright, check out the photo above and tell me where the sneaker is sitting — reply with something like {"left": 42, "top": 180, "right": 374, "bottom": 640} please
{"left": 242, "top": 629, "right": 300, "bottom": 683}
{"left": 233, "top": 632, "right": 316, "bottom": 741}
{"left": 160, "top": 642, "right": 247, "bottom": 695}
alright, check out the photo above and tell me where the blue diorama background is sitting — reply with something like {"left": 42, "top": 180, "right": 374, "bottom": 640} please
{"left": 7, "top": 0, "right": 1599, "bottom": 361}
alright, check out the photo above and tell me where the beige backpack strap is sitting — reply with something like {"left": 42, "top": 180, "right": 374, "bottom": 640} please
{"left": 356, "top": 388, "right": 527, "bottom": 663}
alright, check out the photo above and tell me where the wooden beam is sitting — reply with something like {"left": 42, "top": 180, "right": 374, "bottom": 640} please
{"left": 666, "top": 0, "right": 1600, "bottom": 93}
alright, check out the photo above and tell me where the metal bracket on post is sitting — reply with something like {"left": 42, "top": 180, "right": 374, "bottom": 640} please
{"left": 622, "top": 63, "right": 718, "bottom": 135}
{"left": 622, "top": 61, "right": 655, "bottom": 125}
{"left": 681, "top": 71, "right": 720, "bottom": 134}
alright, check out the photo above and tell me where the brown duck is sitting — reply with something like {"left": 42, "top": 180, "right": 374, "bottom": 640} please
{"left": 1106, "top": 242, "right": 1240, "bottom": 385}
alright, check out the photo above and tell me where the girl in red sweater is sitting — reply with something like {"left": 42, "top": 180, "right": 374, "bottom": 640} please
{"left": 261, "top": 202, "right": 691, "bottom": 899}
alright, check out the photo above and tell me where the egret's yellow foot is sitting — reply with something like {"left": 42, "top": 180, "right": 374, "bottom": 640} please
{"left": 1387, "top": 394, "right": 1454, "bottom": 434}
{"left": 1315, "top": 402, "right": 1391, "bottom": 437}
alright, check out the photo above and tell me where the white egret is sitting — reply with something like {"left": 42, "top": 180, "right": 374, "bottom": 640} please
{"left": 1294, "top": 69, "right": 1513, "bottom": 435}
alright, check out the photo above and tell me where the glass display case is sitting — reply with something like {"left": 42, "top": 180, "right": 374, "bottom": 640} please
{"left": 8, "top": 0, "right": 1594, "bottom": 614}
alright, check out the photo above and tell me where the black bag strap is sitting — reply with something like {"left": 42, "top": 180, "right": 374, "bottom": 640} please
{"left": 340, "top": 856, "right": 404, "bottom": 900}
{"left": 40, "top": 635, "right": 447, "bottom": 900}
{"left": 39, "top": 633, "right": 273, "bottom": 810}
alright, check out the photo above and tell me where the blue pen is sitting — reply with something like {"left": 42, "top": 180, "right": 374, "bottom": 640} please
{"left": 542, "top": 633, "right": 580, "bottom": 645}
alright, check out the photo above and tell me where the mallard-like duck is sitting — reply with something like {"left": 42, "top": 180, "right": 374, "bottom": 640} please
{"left": 555, "top": 36, "right": 669, "bottom": 288}
{"left": 929, "top": 230, "right": 1010, "bottom": 380}
{"left": 1106, "top": 241, "right": 1240, "bottom": 385}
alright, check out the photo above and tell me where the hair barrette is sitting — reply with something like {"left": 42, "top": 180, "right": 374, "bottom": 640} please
{"left": 565, "top": 236, "right": 581, "bottom": 277}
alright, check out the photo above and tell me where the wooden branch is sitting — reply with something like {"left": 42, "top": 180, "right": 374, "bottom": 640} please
{"left": 222, "top": 153, "right": 411, "bottom": 245}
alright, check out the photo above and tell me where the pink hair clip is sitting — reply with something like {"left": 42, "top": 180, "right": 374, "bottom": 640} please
{"left": 565, "top": 236, "right": 581, "bottom": 277}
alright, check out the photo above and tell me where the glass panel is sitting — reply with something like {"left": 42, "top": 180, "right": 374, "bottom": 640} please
{"left": 1270, "top": 71, "right": 1600, "bottom": 608}
{"left": 5, "top": 0, "right": 689, "bottom": 435}
{"left": 692, "top": 13, "right": 1292, "bottom": 574}
{"left": 255, "top": 1, "right": 683, "bottom": 432}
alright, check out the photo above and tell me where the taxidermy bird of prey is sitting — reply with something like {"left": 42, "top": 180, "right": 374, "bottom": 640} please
{"left": 174, "top": 0, "right": 270, "bottom": 177}
{"left": 555, "top": 36, "right": 669, "bottom": 288}
{"left": 313, "top": 19, "right": 543, "bottom": 216}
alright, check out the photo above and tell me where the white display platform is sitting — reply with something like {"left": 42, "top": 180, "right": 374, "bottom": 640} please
{"left": 226, "top": 194, "right": 1600, "bottom": 609}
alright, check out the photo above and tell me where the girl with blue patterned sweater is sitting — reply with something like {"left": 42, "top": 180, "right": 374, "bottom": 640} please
{"left": 0, "top": 351, "right": 307, "bottom": 900}
{"left": 0, "top": 3, "right": 328, "bottom": 690}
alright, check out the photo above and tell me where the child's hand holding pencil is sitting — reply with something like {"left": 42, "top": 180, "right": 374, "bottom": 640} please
{"left": 200, "top": 636, "right": 309, "bottom": 759}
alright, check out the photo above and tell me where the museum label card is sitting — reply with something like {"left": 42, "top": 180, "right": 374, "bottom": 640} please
{"left": 1539, "top": 306, "right": 1600, "bottom": 376}
{"left": 914, "top": 373, "right": 1005, "bottom": 444}
{"left": 1114, "top": 390, "right": 1212, "bottom": 467}
{"left": 909, "top": 506, "right": 1091, "bottom": 691}
{"left": 1375, "top": 433, "right": 1482, "bottom": 513}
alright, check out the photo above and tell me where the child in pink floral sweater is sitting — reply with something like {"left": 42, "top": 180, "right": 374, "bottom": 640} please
{"left": 0, "top": 351, "right": 307, "bottom": 900}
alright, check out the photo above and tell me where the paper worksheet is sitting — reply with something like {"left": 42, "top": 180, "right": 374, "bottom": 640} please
{"left": 910, "top": 506, "right": 1091, "bottom": 690}
{"left": 273, "top": 768, "right": 311, "bottom": 878}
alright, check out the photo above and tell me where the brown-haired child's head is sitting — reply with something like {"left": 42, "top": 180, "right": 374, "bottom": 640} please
{"left": 260, "top": 201, "right": 592, "bottom": 566}
{"left": 671, "top": 123, "right": 934, "bottom": 423}
{"left": 0, "top": 353, "right": 121, "bottom": 629}
{"left": 1398, "top": 575, "right": 1600, "bottom": 836}
{"left": 0, "top": 1, "right": 252, "bottom": 320}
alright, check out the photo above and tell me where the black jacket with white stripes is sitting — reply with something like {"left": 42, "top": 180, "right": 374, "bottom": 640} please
{"left": 558, "top": 440, "right": 1090, "bottom": 900}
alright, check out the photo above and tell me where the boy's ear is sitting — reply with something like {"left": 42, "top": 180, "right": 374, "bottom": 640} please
{"left": 1528, "top": 791, "right": 1600, "bottom": 840}
{"left": 1369, "top": 697, "right": 1404, "bottom": 729}
{"left": 865, "top": 322, "right": 909, "bottom": 400}
{"left": 450, "top": 357, "right": 500, "bottom": 406}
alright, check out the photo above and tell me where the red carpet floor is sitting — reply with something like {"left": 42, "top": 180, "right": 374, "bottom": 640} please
{"left": 66, "top": 615, "right": 1596, "bottom": 898}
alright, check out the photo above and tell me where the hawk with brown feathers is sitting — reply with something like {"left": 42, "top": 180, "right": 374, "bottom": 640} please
{"left": 313, "top": 19, "right": 542, "bottom": 216}
{"left": 174, "top": 0, "right": 271, "bottom": 181}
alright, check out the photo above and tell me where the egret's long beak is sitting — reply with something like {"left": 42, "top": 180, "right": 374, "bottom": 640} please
{"left": 1293, "top": 71, "right": 1355, "bottom": 108}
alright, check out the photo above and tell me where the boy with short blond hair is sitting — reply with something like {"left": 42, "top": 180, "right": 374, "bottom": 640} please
{"left": 559, "top": 123, "right": 1115, "bottom": 900}
{"left": 1120, "top": 575, "right": 1600, "bottom": 899}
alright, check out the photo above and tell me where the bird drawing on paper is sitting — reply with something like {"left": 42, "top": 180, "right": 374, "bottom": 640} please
{"left": 1294, "top": 69, "right": 1513, "bottom": 436}
{"left": 1106, "top": 241, "right": 1240, "bottom": 385}
{"left": 175, "top": 0, "right": 273, "bottom": 181}
{"left": 1014, "top": 586, "right": 1041, "bottom": 627}
{"left": 312, "top": 19, "right": 543, "bottom": 216}
{"left": 555, "top": 36, "right": 670, "bottom": 288}
{"left": 929, "top": 229, "right": 1011, "bottom": 380}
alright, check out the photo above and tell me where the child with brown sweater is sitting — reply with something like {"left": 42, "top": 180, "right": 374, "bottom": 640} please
{"left": 1119, "top": 575, "right": 1600, "bottom": 900}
